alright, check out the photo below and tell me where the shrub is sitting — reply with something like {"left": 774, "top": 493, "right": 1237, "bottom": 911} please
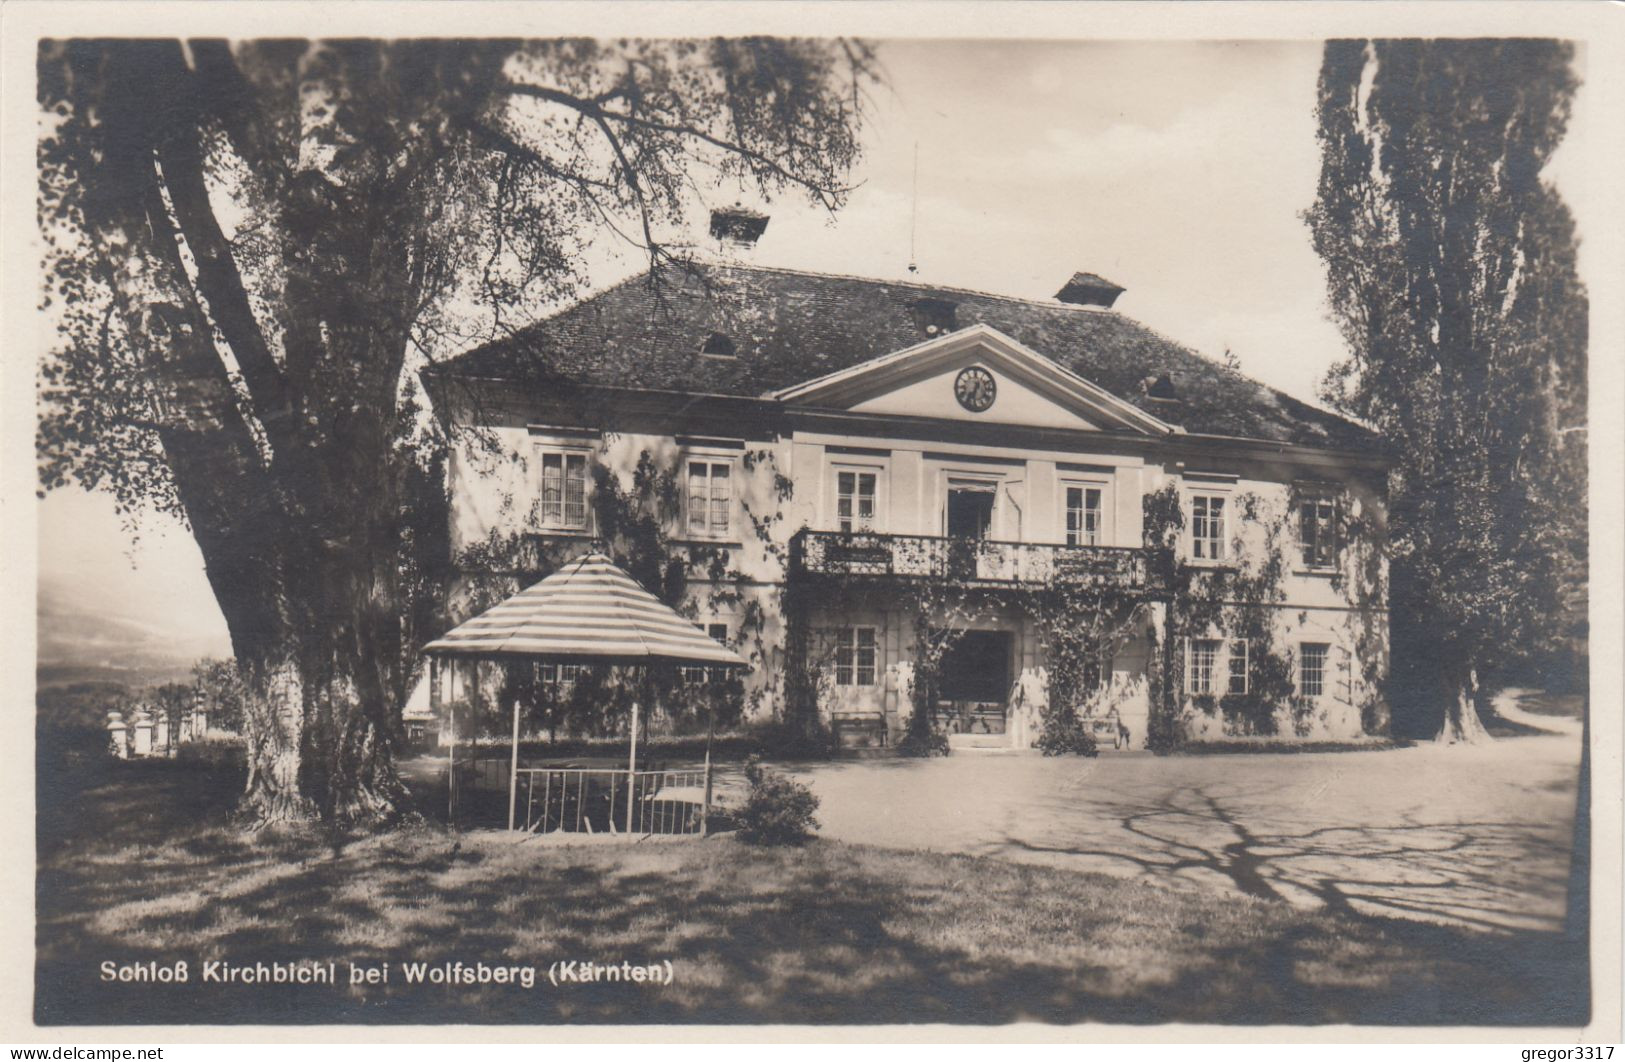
{"left": 895, "top": 728, "right": 950, "bottom": 757}
{"left": 1144, "top": 713, "right": 1181, "bottom": 754}
{"left": 1220, "top": 692, "right": 1280, "bottom": 736}
{"left": 1288, "top": 695, "right": 1320, "bottom": 738}
{"left": 1035, "top": 711, "right": 1099, "bottom": 757}
{"left": 37, "top": 725, "right": 109, "bottom": 769}
{"left": 1180, "top": 737, "right": 1405, "bottom": 755}
{"left": 175, "top": 736, "right": 247, "bottom": 770}
{"left": 1359, "top": 693, "right": 1391, "bottom": 736}
{"left": 736, "top": 756, "right": 820, "bottom": 845}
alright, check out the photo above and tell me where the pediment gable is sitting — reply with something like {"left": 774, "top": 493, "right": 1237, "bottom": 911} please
{"left": 770, "top": 324, "right": 1176, "bottom": 435}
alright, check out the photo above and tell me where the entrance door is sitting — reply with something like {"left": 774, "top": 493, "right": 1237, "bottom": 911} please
{"left": 946, "top": 485, "right": 995, "bottom": 579}
{"left": 932, "top": 629, "right": 1012, "bottom": 735}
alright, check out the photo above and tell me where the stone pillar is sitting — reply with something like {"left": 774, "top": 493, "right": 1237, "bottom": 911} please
{"left": 194, "top": 705, "right": 209, "bottom": 737}
{"left": 131, "top": 709, "right": 154, "bottom": 757}
{"left": 1011, "top": 620, "right": 1046, "bottom": 749}
{"left": 106, "top": 711, "right": 128, "bottom": 759}
{"left": 1012, "top": 665, "right": 1048, "bottom": 750}
{"left": 881, "top": 610, "right": 903, "bottom": 738}
{"left": 892, "top": 660, "right": 916, "bottom": 738}
{"left": 177, "top": 712, "right": 193, "bottom": 744}
{"left": 154, "top": 712, "right": 170, "bottom": 751}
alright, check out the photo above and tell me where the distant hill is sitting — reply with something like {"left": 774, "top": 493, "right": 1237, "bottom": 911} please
{"left": 36, "top": 575, "right": 226, "bottom": 690}
{"left": 37, "top": 680, "right": 130, "bottom": 732}
{"left": 36, "top": 663, "right": 194, "bottom": 691}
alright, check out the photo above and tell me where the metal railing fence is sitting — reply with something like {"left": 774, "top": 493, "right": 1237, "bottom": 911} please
{"left": 789, "top": 529, "right": 1172, "bottom": 594}
{"left": 453, "top": 757, "right": 712, "bottom": 837}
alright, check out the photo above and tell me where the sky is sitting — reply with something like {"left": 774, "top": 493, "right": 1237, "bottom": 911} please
{"left": 34, "top": 38, "right": 1593, "bottom": 658}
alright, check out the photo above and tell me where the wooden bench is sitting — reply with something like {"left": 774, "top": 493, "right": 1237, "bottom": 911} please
{"left": 831, "top": 713, "right": 888, "bottom": 748}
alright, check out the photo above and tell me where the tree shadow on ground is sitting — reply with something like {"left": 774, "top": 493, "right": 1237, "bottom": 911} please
{"left": 999, "top": 776, "right": 1577, "bottom": 930}
{"left": 1480, "top": 712, "right": 1556, "bottom": 739}
{"left": 1514, "top": 692, "right": 1584, "bottom": 719}
{"left": 35, "top": 758, "right": 1588, "bottom": 1027}
{"left": 990, "top": 777, "right": 1588, "bottom": 1024}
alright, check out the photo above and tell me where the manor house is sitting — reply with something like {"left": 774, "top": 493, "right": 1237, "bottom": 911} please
{"left": 423, "top": 210, "right": 1391, "bottom": 750}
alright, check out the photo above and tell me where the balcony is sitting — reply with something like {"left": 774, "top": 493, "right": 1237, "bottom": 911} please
{"left": 788, "top": 529, "right": 1173, "bottom": 596}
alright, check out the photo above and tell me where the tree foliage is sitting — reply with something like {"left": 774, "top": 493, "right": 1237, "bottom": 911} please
{"left": 1304, "top": 40, "right": 1587, "bottom": 741}
{"left": 191, "top": 657, "right": 248, "bottom": 733}
{"left": 445, "top": 440, "right": 812, "bottom": 745}
{"left": 36, "top": 681, "right": 127, "bottom": 733}
{"left": 37, "top": 38, "right": 878, "bottom": 824}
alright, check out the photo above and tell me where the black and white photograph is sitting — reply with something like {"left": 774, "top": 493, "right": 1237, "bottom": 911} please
{"left": 8, "top": 0, "right": 1620, "bottom": 1042}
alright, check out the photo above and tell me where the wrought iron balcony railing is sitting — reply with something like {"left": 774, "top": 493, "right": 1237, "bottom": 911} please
{"left": 788, "top": 529, "right": 1173, "bottom": 596}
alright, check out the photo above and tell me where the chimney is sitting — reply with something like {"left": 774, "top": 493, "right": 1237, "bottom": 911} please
{"left": 1055, "top": 271, "right": 1126, "bottom": 310}
{"left": 709, "top": 206, "right": 769, "bottom": 253}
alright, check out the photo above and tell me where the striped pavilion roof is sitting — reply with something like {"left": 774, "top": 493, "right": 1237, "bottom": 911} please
{"left": 423, "top": 553, "right": 747, "bottom": 668}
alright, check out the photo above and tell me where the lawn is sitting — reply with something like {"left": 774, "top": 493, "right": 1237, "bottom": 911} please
{"left": 36, "top": 755, "right": 1588, "bottom": 1026}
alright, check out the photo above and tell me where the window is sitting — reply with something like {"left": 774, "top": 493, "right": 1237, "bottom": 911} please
{"left": 1227, "top": 640, "right": 1250, "bottom": 695}
{"left": 1188, "top": 638, "right": 1221, "bottom": 695}
{"left": 540, "top": 451, "right": 589, "bottom": 529}
{"left": 682, "top": 623, "right": 731, "bottom": 684}
{"left": 833, "top": 627, "right": 878, "bottom": 687}
{"left": 540, "top": 662, "right": 585, "bottom": 689}
{"left": 1299, "top": 643, "right": 1329, "bottom": 698}
{"left": 1190, "top": 494, "right": 1226, "bottom": 561}
{"left": 686, "top": 460, "right": 733, "bottom": 538}
{"left": 1299, "top": 496, "right": 1338, "bottom": 569}
{"left": 836, "top": 470, "right": 877, "bottom": 533}
{"left": 1065, "top": 485, "right": 1103, "bottom": 546}
{"left": 700, "top": 332, "right": 736, "bottom": 359}
{"left": 910, "top": 297, "right": 958, "bottom": 335}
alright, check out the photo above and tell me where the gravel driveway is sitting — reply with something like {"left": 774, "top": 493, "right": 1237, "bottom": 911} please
{"left": 782, "top": 716, "right": 1584, "bottom": 935}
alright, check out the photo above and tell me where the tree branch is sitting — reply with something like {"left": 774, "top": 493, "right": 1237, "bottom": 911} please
{"left": 188, "top": 40, "right": 298, "bottom": 197}
{"left": 154, "top": 113, "right": 297, "bottom": 447}
{"left": 501, "top": 81, "right": 851, "bottom": 209}
{"left": 580, "top": 103, "right": 662, "bottom": 259}
{"left": 463, "top": 117, "right": 614, "bottom": 191}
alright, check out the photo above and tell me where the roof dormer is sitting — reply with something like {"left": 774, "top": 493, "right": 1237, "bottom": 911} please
{"left": 1055, "top": 271, "right": 1126, "bottom": 310}
{"left": 909, "top": 297, "right": 959, "bottom": 337}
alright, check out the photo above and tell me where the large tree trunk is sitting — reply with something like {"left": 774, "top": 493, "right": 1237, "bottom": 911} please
{"left": 1435, "top": 668, "right": 1493, "bottom": 745}
{"left": 240, "top": 654, "right": 314, "bottom": 824}
{"left": 239, "top": 688, "right": 410, "bottom": 828}
{"left": 71, "top": 41, "right": 424, "bottom": 829}
{"left": 236, "top": 610, "right": 411, "bottom": 827}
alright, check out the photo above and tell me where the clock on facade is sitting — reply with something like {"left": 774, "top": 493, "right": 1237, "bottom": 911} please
{"left": 954, "top": 366, "right": 997, "bottom": 412}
